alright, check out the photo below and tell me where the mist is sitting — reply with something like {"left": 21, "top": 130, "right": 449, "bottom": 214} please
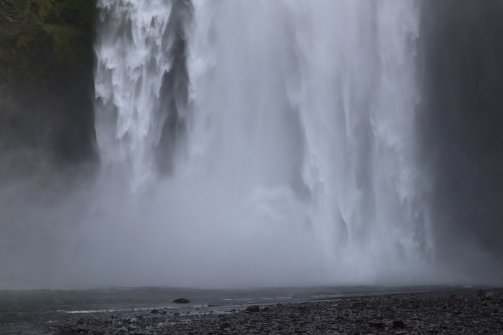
{"left": 0, "top": 0, "right": 502, "bottom": 290}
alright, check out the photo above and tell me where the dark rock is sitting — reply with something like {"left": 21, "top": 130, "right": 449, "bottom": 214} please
{"left": 393, "top": 320, "right": 406, "bottom": 329}
{"left": 150, "top": 309, "right": 159, "bottom": 314}
{"left": 220, "top": 321, "right": 231, "bottom": 329}
{"left": 0, "top": 0, "right": 97, "bottom": 166}
{"left": 173, "top": 298, "right": 190, "bottom": 304}
{"left": 246, "top": 305, "right": 260, "bottom": 313}
{"left": 369, "top": 322, "right": 385, "bottom": 329}
{"left": 485, "top": 291, "right": 495, "bottom": 298}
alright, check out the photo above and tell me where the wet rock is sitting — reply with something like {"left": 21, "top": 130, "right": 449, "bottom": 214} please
{"left": 220, "top": 321, "right": 231, "bottom": 329}
{"left": 485, "top": 291, "right": 495, "bottom": 298}
{"left": 118, "top": 326, "right": 128, "bottom": 333}
{"left": 478, "top": 289, "right": 487, "bottom": 298}
{"left": 369, "top": 322, "right": 385, "bottom": 329}
{"left": 393, "top": 320, "right": 406, "bottom": 329}
{"left": 173, "top": 298, "right": 190, "bottom": 304}
{"left": 246, "top": 305, "right": 260, "bottom": 313}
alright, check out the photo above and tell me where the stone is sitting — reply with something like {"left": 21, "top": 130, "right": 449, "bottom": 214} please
{"left": 369, "top": 322, "right": 385, "bottom": 329}
{"left": 220, "top": 321, "right": 231, "bottom": 329}
{"left": 393, "top": 320, "right": 406, "bottom": 329}
{"left": 173, "top": 298, "right": 190, "bottom": 304}
{"left": 246, "top": 305, "right": 260, "bottom": 313}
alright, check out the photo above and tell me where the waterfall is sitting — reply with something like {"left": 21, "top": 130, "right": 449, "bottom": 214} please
{"left": 93, "top": 0, "right": 430, "bottom": 286}
{"left": 95, "top": 0, "right": 192, "bottom": 189}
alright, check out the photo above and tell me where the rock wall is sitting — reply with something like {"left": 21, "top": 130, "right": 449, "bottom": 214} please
{"left": 0, "top": 0, "right": 97, "bottom": 175}
{"left": 418, "top": 0, "right": 503, "bottom": 279}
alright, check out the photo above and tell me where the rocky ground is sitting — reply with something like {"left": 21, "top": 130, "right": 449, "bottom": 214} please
{"left": 52, "top": 289, "right": 503, "bottom": 335}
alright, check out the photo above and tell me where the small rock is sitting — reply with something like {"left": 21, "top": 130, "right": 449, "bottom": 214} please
{"left": 150, "top": 308, "right": 159, "bottom": 314}
{"left": 393, "top": 320, "right": 406, "bottom": 329}
{"left": 220, "top": 321, "right": 231, "bottom": 329}
{"left": 246, "top": 305, "right": 260, "bottom": 313}
{"left": 173, "top": 298, "right": 190, "bottom": 304}
{"left": 129, "top": 317, "right": 138, "bottom": 323}
{"left": 369, "top": 322, "right": 385, "bottom": 329}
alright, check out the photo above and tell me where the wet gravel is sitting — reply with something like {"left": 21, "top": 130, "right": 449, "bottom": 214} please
{"left": 52, "top": 289, "right": 503, "bottom": 334}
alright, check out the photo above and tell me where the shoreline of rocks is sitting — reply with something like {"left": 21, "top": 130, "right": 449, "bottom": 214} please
{"left": 52, "top": 289, "right": 503, "bottom": 334}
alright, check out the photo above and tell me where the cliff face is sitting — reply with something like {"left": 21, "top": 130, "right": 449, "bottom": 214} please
{"left": 0, "top": 0, "right": 97, "bottom": 174}
{"left": 418, "top": 0, "right": 503, "bottom": 277}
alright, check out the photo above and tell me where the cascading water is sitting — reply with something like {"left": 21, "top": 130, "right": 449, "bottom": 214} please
{"left": 92, "top": 0, "right": 431, "bottom": 286}
{"left": 95, "top": 0, "right": 192, "bottom": 189}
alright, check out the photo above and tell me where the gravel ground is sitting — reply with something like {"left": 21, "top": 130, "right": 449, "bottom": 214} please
{"left": 52, "top": 289, "right": 503, "bottom": 334}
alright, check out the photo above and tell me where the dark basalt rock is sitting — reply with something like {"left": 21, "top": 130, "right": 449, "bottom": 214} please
{"left": 245, "top": 305, "right": 260, "bottom": 313}
{"left": 173, "top": 298, "right": 190, "bottom": 304}
{"left": 369, "top": 321, "right": 385, "bottom": 329}
{"left": 393, "top": 320, "right": 406, "bottom": 329}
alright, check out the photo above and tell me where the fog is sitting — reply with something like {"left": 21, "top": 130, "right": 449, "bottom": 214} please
{"left": 0, "top": 0, "right": 502, "bottom": 290}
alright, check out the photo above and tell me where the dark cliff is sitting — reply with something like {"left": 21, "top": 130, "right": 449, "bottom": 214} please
{"left": 0, "top": 0, "right": 97, "bottom": 175}
{"left": 419, "top": 0, "right": 503, "bottom": 279}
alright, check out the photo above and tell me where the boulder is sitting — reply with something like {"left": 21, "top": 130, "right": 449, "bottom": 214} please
{"left": 393, "top": 320, "right": 406, "bottom": 329}
{"left": 246, "top": 305, "right": 260, "bottom": 313}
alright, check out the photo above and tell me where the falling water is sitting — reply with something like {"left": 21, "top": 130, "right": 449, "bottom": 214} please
{"left": 93, "top": 0, "right": 430, "bottom": 286}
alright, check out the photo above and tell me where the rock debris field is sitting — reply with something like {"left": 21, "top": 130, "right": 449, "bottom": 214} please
{"left": 54, "top": 289, "right": 503, "bottom": 334}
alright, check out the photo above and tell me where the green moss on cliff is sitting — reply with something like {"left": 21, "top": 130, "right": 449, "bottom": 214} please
{"left": 43, "top": 24, "right": 91, "bottom": 79}
{"left": 0, "top": 0, "right": 96, "bottom": 88}
{"left": 0, "top": 0, "right": 97, "bottom": 164}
